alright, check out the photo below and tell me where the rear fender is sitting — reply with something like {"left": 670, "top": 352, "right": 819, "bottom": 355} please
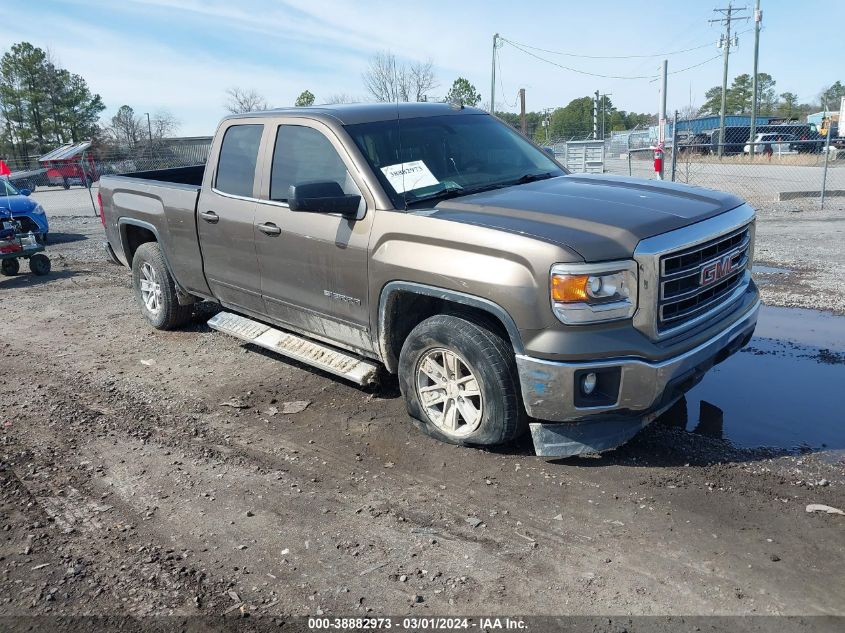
{"left": 118, "top": 218, "right": 196, "bottom": 305}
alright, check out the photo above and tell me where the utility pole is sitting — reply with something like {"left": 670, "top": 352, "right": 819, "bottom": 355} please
{"left": 658, "top": 60, "right": 668, "bottom": 148}
{"left": 490, "top": 33, "right": 499, "bottom": 114}
{"left": 542, "top": 107, "right": 552, "bottom": 143}
{"left": 710, "top": 3, "right": 748, "bottom": 157}
{"left": 749, "top": 0, "right": 762, "bottom": 154}
{"left": 145, "top": 112, "right": 153, "bottom": 146}
{"left": 599, "top": 92, "right": 612, "bottom": 140}
{"left": 519, "top": 88, "right": 527, "bottom": 135}
{"left": 593, "top": 90, "right": 599, "bottom": 139}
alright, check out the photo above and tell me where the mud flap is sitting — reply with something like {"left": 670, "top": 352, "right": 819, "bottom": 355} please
{"left": 529, "top": 398, "right": 679, "bottom": 457}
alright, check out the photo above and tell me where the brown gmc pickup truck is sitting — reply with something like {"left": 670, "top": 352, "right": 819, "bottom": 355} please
{"left": 100, "top": 103, "right": 760, "bottom": 457}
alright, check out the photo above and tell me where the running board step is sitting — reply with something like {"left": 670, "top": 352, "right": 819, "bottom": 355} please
{"left": 207, "top": 311, "right": 379, "bottom": 385}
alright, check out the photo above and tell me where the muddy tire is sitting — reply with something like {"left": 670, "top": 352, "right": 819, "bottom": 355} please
{"left": 131, "top": 242, "right": 192, "bottom": 330}
{"left": 398, "top": 314, "right": 526, "bottom": 447}
{"left": 1, "top": 258, "right": 20, "bottom": 276}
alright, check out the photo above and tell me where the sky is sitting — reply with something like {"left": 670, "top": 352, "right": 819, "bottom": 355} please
{"left": 1, "top": 0, "right": 843, "bottom": 136}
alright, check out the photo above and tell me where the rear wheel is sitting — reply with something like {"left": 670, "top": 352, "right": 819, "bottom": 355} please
{"left": 29, "top": 253, "right": 50, "bottom": 276}
{"left": 131, "top": 242, "right": 192, "bottom": 330}
{"left": 1, "top": 258, "right": 20, "bottom": 276}
{"left": 398, "top": 314, "right": 526, "bottom": 447}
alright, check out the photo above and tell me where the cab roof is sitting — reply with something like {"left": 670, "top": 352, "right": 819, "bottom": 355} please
{"left": 224, "top": 102, "right": 488, "bottom": 126}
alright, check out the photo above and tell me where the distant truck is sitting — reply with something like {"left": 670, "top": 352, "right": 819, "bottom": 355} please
{"left": 99, "top": 103, "right": 759, "bottom": 457}
{"left": 711, "top": 124, "right": 823, "bottom": 155}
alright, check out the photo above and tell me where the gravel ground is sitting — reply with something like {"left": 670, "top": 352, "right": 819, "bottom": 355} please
{"left": 1, "top": 209, "right": 844, "bottom": 622}
{"left": 753, "top": 198, "right": 845, "bottom": 314}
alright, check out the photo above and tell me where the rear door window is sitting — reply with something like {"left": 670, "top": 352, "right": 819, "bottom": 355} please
{"left": 215, "top": 124, "right": 263, "bottom": 197}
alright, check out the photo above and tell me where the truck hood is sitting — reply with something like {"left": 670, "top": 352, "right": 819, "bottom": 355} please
{"left": 426, "top": 174, "right": 744, "bottom": 261}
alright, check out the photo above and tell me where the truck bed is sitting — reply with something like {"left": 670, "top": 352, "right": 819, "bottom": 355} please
{"left": 118, "top": 164, "right": 205, "bottom": 187}
{"left": 100, "top": 169, "right": 210, "bottom": 297}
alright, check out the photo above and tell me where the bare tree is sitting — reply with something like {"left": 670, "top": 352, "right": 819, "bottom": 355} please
{"left": 362, "top": 51, "right": 437, "bottom": 103}
{"left": 149, "top": 109, "right": 180, "bottom": 139}
{"left": 224, "top": 87, "right": 268, "bottom": 114}
{"left": 363, "top": 51, "right": 401, "bottom": 102}
{"left": 409, "top": 60, "right": 437, "bottom": 102}
{"left": 676, "top": 104, "right": 699, "bottom": 121}
{"left": 324, "top": 93, "right": 355, "bottom": 104}
{"left": 108, "top": 105, "right": 143, "bottom": 149}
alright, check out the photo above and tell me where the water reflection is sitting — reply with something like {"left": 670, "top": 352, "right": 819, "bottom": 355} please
{"left": 655, "top": 306, "right": 845, "bottom": 451}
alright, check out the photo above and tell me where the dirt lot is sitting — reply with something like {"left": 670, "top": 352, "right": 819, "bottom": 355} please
{"left": 1, "top": 199, "right": 844, "bottom": 623}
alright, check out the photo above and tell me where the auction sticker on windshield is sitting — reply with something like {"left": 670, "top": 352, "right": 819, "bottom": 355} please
{"left": 380, "top": 160, "right": 439, "bottom": 193}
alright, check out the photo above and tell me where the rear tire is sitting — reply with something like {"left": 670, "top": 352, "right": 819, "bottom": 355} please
{"left": 398, "top": 314, "right": 526, "bottom": 447}
{"left": 1, "top": 258, "right": 20, "bottom": 276}
{"left": 29, "top": 253, "right": 50, "bottom": 276}
{"left": 131, "top": 242, "right": 192, "bottom": 330}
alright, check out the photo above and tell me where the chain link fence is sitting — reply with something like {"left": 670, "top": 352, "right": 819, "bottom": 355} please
{"left": 4, "top": 138, "right": 213, "bottom": 217}
{"left": 600, "top": 119, "right": 844, "bottom": 208}
{"left": 7, "top": 123, "right": 844, "bottom": 218}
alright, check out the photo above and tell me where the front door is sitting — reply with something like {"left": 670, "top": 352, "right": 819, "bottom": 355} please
{"left": 254, "top": 122, "right": 374, "bottom": 353}
{"left": 197, "top": 122, "right": 265, "bottom": 313}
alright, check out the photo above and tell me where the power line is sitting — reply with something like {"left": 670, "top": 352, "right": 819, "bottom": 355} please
{"left": 647, "top": 54, "right": 724, "bottom": 82}
{"left": 500, "top": 30, "right": 752, "bottom": 60}
{"left": 503, "top": 38, "right": 722, "bottom": 80}
{"left": 496, "top": 50, "right": 518, "bottom": 108}
{"left": 503, "top": 39, "right": 662, "bottom": 79}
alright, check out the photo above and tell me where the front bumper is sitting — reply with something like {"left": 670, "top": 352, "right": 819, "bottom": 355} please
{"left": 518, "top": 296, "right": 760, "bottom": 457}
{"left": 12, "top": 214, "right": 49, "bottom": 236}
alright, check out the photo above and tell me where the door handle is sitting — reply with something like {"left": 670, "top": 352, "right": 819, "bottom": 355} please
{"left": 200, "top": 210, "right": 219, "bottom": 224}
{"left": 258, "top": 222, "right": 282, "bottom": 236}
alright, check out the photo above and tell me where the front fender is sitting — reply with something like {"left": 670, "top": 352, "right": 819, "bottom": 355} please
{"left": 368, "top": 211, "right": 582, "bottom": 370}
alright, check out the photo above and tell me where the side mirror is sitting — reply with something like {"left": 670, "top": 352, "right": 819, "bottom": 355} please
{"left": 19, "top": 188, "right": 31, "bottom": 197}
{"left": 289, "top": 181, "right": 360, "bottom": 217}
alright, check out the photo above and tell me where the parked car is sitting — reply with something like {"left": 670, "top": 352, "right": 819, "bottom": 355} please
{"left": 743, "top": 132, "right": 797, "bottom": 155}
{"left": 677, "top": 132, "right": 712, "bottom": 155}
{"left": 0, "top": 178, "right": 49, "bottom": 242}
{"left": 8, "top": 167, "right": 49, "bottom": 192}
{"left": 100, "top": 103, "right": 759, "bottom": 457}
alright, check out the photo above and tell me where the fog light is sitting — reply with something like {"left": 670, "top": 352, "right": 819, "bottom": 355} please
{"left": 582, "top": 372, "right": 598, "bottom": 395}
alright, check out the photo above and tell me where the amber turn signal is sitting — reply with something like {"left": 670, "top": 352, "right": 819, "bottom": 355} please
{"left": 551, "top": 274, "right": 590, "bottom": 303}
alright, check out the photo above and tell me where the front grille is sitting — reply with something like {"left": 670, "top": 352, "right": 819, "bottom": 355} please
{"left": 657, "top": 225, "right": 751, "bottom": 332}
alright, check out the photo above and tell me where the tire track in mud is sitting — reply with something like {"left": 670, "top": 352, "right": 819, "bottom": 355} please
{"left": 2, "top": 225, "right": 845, "bottom": 615}
{"left": 5, "top": 339, "right": 843, "bottom": 615}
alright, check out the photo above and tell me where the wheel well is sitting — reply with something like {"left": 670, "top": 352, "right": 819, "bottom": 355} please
{"left": 380, "top": 290, "right": 515, "bottom": 374}
{"left": 122, "top": 224, "right": 157, "bottom": 265}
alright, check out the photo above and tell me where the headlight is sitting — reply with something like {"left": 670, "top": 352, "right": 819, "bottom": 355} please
{"left": 32, "top": 204, "right": 45, "bottom": 215}
{"left": 550, "top": 261, "right": 638, "bottom": 324}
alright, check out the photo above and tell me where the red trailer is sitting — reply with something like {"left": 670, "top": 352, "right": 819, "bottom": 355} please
{"left": 38, "top": 141, "right": 97, "bottom": 189}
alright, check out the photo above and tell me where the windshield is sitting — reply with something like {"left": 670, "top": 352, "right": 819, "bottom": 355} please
{"left": 345, "top": 114, "right": 565, "bottom": 208}
{"left": 0, "top": 179, "right": 19, "bottom": 196}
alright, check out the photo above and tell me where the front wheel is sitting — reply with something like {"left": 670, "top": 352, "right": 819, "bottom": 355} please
{"left": 131, "top": 242, "right": 192, "bottom": 330}
{"left": 398, "top": 314, "right": 526, "bottom": 447}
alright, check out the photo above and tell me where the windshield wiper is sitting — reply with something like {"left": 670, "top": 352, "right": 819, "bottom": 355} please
{"left": 510, "top": 171, "right": 556, "bottom": 185}
{"left": 404, "top": 182, "right": 464, "bottom": 206}
{"left": 404, "top": 172, "right": 557, "bottom": 208}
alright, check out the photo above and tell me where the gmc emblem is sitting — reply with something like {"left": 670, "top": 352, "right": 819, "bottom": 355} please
{"left": 700, "top": 253, "right": 739, "bottom": 286}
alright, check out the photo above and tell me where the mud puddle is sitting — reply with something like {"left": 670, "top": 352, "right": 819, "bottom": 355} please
{"left": 658, "top": 305, "right": 845, "bottom": 451}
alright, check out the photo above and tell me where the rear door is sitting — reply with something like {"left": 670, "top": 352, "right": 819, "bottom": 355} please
{"left": 197, "top": 122, "right": 265, "bottom": 313}
{"left": 253, "top": 119, "right": 375, "bottom": 353}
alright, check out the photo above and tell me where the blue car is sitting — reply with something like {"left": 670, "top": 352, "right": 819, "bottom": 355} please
{"left": 1, "top": 178, "right": 49, "bottom": 243}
